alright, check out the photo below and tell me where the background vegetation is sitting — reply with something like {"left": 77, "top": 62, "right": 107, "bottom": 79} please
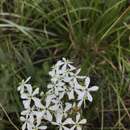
{"left": 0, "top": 0, "right": 130, "bottom": 130}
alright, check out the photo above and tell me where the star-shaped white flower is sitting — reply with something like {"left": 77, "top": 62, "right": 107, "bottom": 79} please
{"left": 21, "top": 106, "right": 35, "bottom": 118}
{"left": 17, "top": 77, "right": 31, "bottom": 94}
{"left": 77, "top": 77, "right": 99, "bottom": 107}
{"left": 47, "top": 82, "right": 65, "bottom": 97}
{"left": 56, "top": 102, "right": 72, "bottom": 118}
{"left": 21, "top": 86, "right": 42, "bottom": 109}
{"left": 70, "top": 113, "right": 87, "bottom": 130}
{"left": 70, "top": 69, "right": 86, "bottom": 83}
{"left": 49, "top": 95, "right": 63, "bottom": 111}
{"left": 52, "top": 114, "right": 71, "bottom": 130}
{"left": 61, "top": 58, "right": 76, "bottom": 72}
{"left": 20, "top": 114, "right": 34, "bottom": 130}
{"left": 40, "top": 102, "right": 53, "bottom": 122}
{"left": 66, "top": 81, "right": 81, "bottom": 100}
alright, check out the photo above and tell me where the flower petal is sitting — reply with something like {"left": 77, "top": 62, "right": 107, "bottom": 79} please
{"left": 46, "top": 110, "right": 52, "bottom": 121}
{"left": 26, "top": 85, "right": 32, "bottom": 95}
{"left": 23, "top": 100, "right": 31, "bottom": 109}
{"left": 20, "top": 116, "right": 25, "bottom": 122}
{"left": 21, "top": 93, "right": 28, "bottom": 99}
{"left": 65, "top": 103, "right": 72, "bottom": 112}
{"left": 76, "top": 113, "right": 81, "bottom": 122}
{"left": 25, "top": 77, "right": 31, "bottom": 83}
{"left": 22, "top": 122, "right": 26, "bottom": 130}
{"left": 68, "top": 90, "right": 74, "bottom": 100}
{"left": 33, "top": 97, "right": 43, "bottom": 108}
{"left": 63, "top": 118, "right": 74, "bottom": 125}
{"left": 77, "top": 126, "right": 82, "bottom": 130}
{"left": 87, "top": 92, "right": 93, "bottom": 102}
{"left": 32, "top": 88, "right": 39, "bottom": 96}
{"left": 63, "top": 126, "right": 70, "bottom": 130}
{"left": 39, "top": 126, "right": 47, "bottom": 130}
{"left": 79, "top": 119, "right": 87, "bottom": 124}
{"left": 85, "top": 77, "right": 90, "bottom": 88}
{"left": 88, "top": 86, "right": 99, "bottom": 91}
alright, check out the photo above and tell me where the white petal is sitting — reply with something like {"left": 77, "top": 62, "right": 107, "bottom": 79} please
{"left": 68, "top": 90, "right": 74, "bottom": 100}
{"left": 88, "top": 86, "right": 99, "bottom": 91}
{"left": 29, "top": 115, "right": 34, "bottom": 124}
{"left": 22, "top": 122, "right": 26, "bottom": 130}
{"left": 63, "top": 76, "right": 72, "bottom": 82}
{"left": 26, "top": 85, "right": 32, "bottom": 95}
{"left": 79, "top": 119, "right": 87, "bottom": 124}
{"left": 59, "top": 126, "right": 63, "bottom": 130}
{"left": 20, "top": 116, "right": 25, "bottom": 122}
{"left": 49, "top": 70, "right": 55, "bottom": 77}
{"left": 85, "top": 77, "right": 90, "bottom": 88}
{"left": 87, "top": 92, "right": 93, "bottom": 102}
{"left": 61, "top": 64, "right": 67, "bottom": 72}
{"left": 68, "top": 64, "right": 76, "bottom": 70}
{"left": 76, "top": 68, "right": 81, "bottom": 75}
{"left": 77, "top": 91, "right": 85, "bottom": 100}
{"left": 23, "top": 100, "right": 31, "bottom": 109}
{"left": 35, "top": 111, "right": 43, "bottom": 121}
{"left": 47, "top": 84, "right": 53, "bottom": 89}
{"left": 32, "top": 88, "right": 39, "bottom": 96}
{"left": 77, "top": 99, "right": 83, "bottom": 107}
{"left": 21, "top": 93, "right": 28, "bottom": 99}
{"left": 17, "top": 86, "right": 21, "bottom": 91}
{"left": 63, "top": 126, "right": 70, "bottom": 130}
{"left": 76, "top": 113, "right": 81, "bottom": 122}
{"left": 25, "top": 77, "right": 31, "bottom": 83}
{"left": 63, "top": 118, "right": 75, "bottom": 125}
{"left": 27, "top": 123, "right": 33, "bottom": 130}
{"left": 39, "top": 126, "right": 47, "bottom": 129}
{"left": 21, "top": 110, "right": 29, "bottom": 115}
{"left": 56, "top": 113, "right": 62, "bottom": 124}
{"left": 56, "top": 60, "right": 64, "bottom": 66}
{"left": 77, "top": 126, "right": 82, "bottom": 130}
{"left": 33, "top": 97, "right": 43, "bottom": 108}
{"left": 49, "top": 105, "right": 58, "bottom": 111}
{"left": 45, "top": 94, "right": 54, "bottom": 106}
{"left": 65, "top": 103, "right": 72, "bottom": 112}
{"left": 46, "top": 110, "right": 52, "bottom": 121}
{"left": 77, "top": 75, "right": 86, "bottom": 79}
{"left": 51, "top": 121, "right": 58, "bottom": 126}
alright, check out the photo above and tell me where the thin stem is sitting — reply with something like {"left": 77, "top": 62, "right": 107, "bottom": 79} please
{"left": 0, "top": 103, "right": 20, "bottom": 130}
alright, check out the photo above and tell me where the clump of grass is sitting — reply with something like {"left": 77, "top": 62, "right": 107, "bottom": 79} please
{"left": 0, "top": 0, "right": 130, "bottom": 130}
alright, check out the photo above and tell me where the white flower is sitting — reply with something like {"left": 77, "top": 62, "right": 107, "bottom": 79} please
{"left": 18, "top": 58, "right": 99, "bottom": 130}
{"left": 21, "top": 86, "right": 42, "bottom": 109}
{"left": 45, "top": 94, "right": 56, "bottom": 107}
{"left": 21, "top": 106, "right": 35, "bottom": 118}
{"left": 47, "top": 82, "right": 65, "bottom": 97}
{"left": 70, "top": 113, "right": 87, "bottom": 130}
{"left": 66, "top": 81, "right": 81, "bottom": 100}
{"left": 52, "top": 114, "right": 71, "bottom": 130}
{"left": 49, "top": 60, "right": 63, "bottom": 77}
{"left": 77, "top": 77, "right": 99, "bottom": 107}
{"left": 61, "top": 58, "right": 76, "bottom": 72}
{"left": 70, "top": 69, "right": 86, "bottom": 83}
{"left": 40, "top": 102, "right": 53, "bottom": 122}
{"left": 57, "top": 103, "right": 72, "bottom": 118}
{"left": 17, "top": 77, "right": 31, "bottom": 94}
{"left": 20, "top": 115, "right": 34, "bottom": 130}
{"left": 50, "top": 96, "right": 63, "bottom": 111}
{"left": 50, "top": 71, "right": 62, "bottom": 83}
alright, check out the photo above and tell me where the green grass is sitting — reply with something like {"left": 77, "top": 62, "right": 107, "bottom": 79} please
{"left": 0, "top": 0, "right": 130, "bottom": 130}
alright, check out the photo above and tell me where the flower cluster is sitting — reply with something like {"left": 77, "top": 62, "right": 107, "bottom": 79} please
{"left": 18, "top": 58, "right": 99, "bottom": 130}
